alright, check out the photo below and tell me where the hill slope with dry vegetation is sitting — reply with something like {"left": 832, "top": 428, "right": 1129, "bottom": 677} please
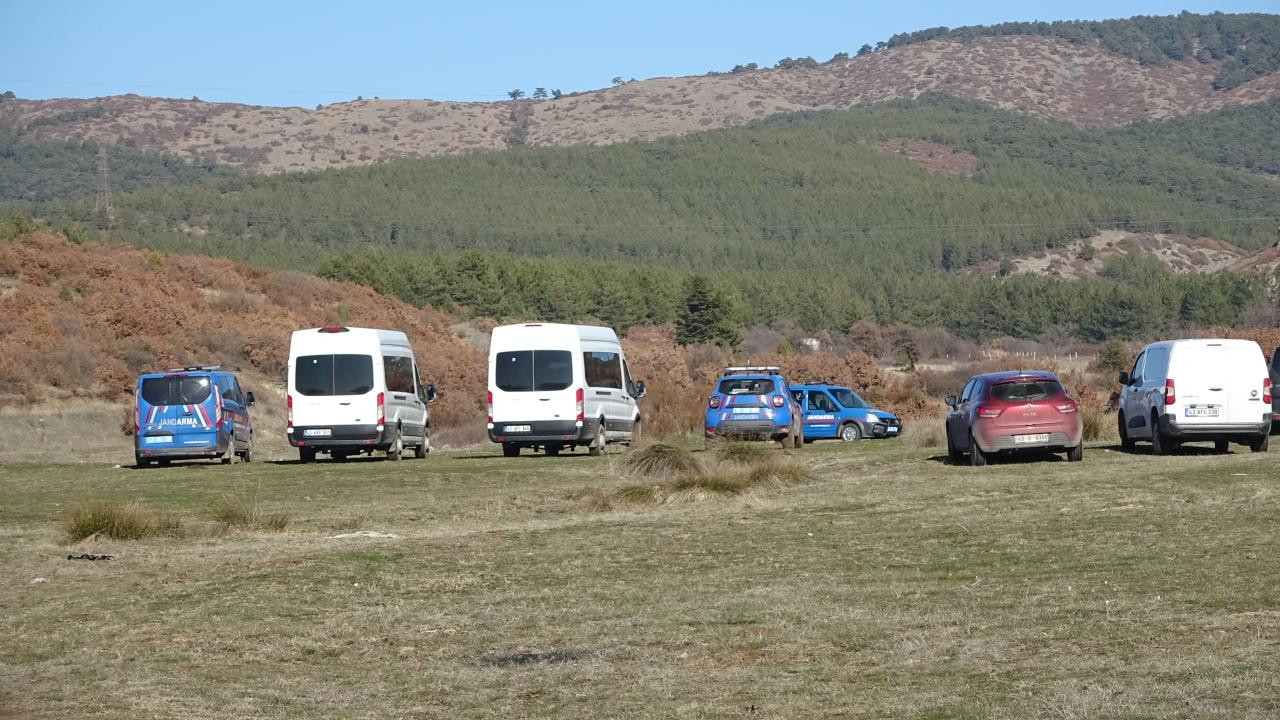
{"left": 3, "top": 34, "right": 1279, "bottom": 173}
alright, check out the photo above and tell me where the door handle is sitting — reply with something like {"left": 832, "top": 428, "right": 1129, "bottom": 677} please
{"left": 1208, "top": 387, "right": 1223, "bottom": 392}
{"left": 339, "top": 402, "right": 351, "bottom": 406}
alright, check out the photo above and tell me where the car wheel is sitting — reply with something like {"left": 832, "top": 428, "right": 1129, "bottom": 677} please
{"left": 1067, "top": 443, "right": 1083, "bottom": 462}
{"left": 502, "top": 442, "right": 520, "bottom": 458}
{"left": 221, "top": 438, "right": 235, "bottom": 465}
{"left": 1214, "top": 439, "right": 1229, "bottom": 453}
{"left": 588, "top": 420, "right": 606, "bottom": 456}
{"left": 135, "top": 456, "right": 151, "bottom": 469}
{"left": 1150, "top": 413, "right": 1170, "bottom": 456}
{"left": 793, "top": 427, "right": 804, "bottom": 449}
{"left": 415, "top": 431, "right": 429, "bottom": 459}
{"left": 840, "top": 423, "right": 862, "bottom": 442}
{"left": 946, "top": 432, "right": 962, "bottom": 464}
{"left": 546, "top": 444, "right": 562, "bottom": 457}
{"left": 1250, "top": 434, "right": 1269, "bottom": 453}
{"left": 299, "top": 448, "right": 315, "bottom": 464}
{"left": 158, "top": 458, "right": 171, "bottom": 468}
{"left": 1118, "top": 412, "right": 1134, "bottom": 451}
{"left": 387, "top": 428, "right": 403, "bottom": 461}
{"left": 240, "top": 434, "right": 253, "bottom": 463}
{"left": 969, "top": 432, "right": 987, "bottom": 467}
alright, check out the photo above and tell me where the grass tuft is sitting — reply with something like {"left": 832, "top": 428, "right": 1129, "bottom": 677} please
{"left": 209, "top": 495, "right": 290, "bottom": 531}
{"left": 62, "top": 501, "right": 180, "bottom": 541}
{"left": 1081, "top": 405, "right": 1108, "bottom": 442}
{"left": 622, "top": 442, "right": 700, "bottom": 478}
{"left": 715, "top": 441, "right": 770, "bottom": 464}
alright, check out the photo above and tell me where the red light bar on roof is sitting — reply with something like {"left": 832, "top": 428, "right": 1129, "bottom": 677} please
{"left": 319, "top": 326, "right": 350, "bottom": 333}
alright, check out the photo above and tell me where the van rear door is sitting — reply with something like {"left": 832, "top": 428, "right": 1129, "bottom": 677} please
{"left": 491, "top": 350, "right": 576, "bottom": 428}
{"left": 293, "top": 354, "right": 378, "bottom": 430}
{"left": 138, "top": 374, "right": 219, "bottom": 449}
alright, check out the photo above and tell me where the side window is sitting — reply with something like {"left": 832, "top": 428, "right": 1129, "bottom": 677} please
{"left": 1130, "top": 352, "right": 1147, "bottom": 384}
{"left": 383, "top": 356, "right": 414, "bottom": 394}
{"left": 1146, "top": 348, "right": 1169, "bottom": 380}
{"left": 583, "top": 351, "right": 622, "bottom": 389}
{"left": 791, "top": 389, "right": 805, "bottom": 406}
{"left": 622, "top": 359, "right": 636, "bottom": 395}
{"left": 231, "top": 376, "right": 244, "bottom": 404}
{"left": 808, "top": 390, "right": 836, "bottom": 412}
{"left": 219, "top": 375, "right": 238, "bottom": 403}
{"left": 959, "top": 380, "right": 974, "bottom": 404}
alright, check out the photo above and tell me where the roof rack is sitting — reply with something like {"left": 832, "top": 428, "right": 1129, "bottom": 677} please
{"left": 805, "top": 379, "right": 833, "bottom": 385}
{"left": 163, "top": 365, "right": 223, "bottom": 373}
{"left": 721, "top": 366, "right": 781, "bottom": 376}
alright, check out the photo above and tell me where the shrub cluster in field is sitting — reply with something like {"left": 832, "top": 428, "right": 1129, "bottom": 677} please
{"left": 62, "top": 495, "right": 289, "bottom": 541}
{"left": 568, "top": 442, "right": 814, "bottom": 512}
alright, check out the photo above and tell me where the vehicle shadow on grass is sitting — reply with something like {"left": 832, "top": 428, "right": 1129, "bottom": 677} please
{"left": 929, "top": 450, "right": 1068, "bottom": 466}
{"left": 454, "top": 452, "right": 596, "bottom": 461}
{"left": 1100, "top": 443, "right": 1232, "bottom": 457}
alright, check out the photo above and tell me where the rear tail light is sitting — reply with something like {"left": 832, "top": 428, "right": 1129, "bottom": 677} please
{"left": 1264, "top": 378, "right": 1272, "bottom": 405}
{"left": 708, "top": 396, "right": 721, "bottom": 409}
{"left": 287, "top": 395, "right": 293, "bottom": 430}
{"left": 1164, "top": 379, "right": 1176, "bottom": 406}
{"left": 487, "top": 391, "right": 493, "bottom": 423}
{"left": 977, "top": 405, "right": 1003, "bottom": 418}
{"left": 1055, "top": 400, "right": 1078, "bottom": 414}
{"left": 771, "top": 395, "right": 785, "bottom": 408}
{"left": 376, "top": 392, "right": 385, "bottom": 427}
{"left": 213, "top": 391, "right": 223, "bottom": 426}
{"left": 575, "top": 388, "right": 585, "bottom": 421}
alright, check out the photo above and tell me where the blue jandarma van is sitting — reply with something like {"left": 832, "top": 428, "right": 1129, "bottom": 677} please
{"left": 133, "top": 366, "right": 255, "bottom": 468}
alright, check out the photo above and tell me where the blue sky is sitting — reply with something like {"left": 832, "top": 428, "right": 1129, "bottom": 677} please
{"left": 2, "top": 2, "right": 1275, "bottom": 106}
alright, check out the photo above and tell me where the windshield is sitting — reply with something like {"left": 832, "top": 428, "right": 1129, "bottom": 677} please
{"left": 295, "top": 354, "right": 375, "bottom": 396}
{"left": 831, "top": 388, "right": 868, "bottom": 409}
{"left": 140, "top": 376, "right": 211, "bottom": 406}
{"left": 495, "top": 350, "right": 574, "bottom": 392}
{"left": 718, "top": 378, "right": 775, "bottom": 395}
{"left": 989, "top": 380, "right": 1061, "bottom": 402}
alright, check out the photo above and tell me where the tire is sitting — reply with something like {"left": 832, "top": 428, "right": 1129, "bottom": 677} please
{"left": 840, "top": 423, "right": 862, "bottom": 442}
{"left": 387, "top": 427, "right": 403, "bottom": 461}
{"left": 221, "top": 437, "right": 235, "bottom": 465}
{"left": 414, "top": 432, "right": 428, "bottom": 459}
{"left": 1067, "top": 443, "right": 1083, "bottom": 462}
{"left": 1150, "top": 413, "right": 1170, "bottom": 456}
{"left": 794, "top": 428, "right": 804, "bottom": 449}
{"left": 969, "top": 432, "right": 987, "bottom": 467}
{"left": 588, "top": 420, "right": 606, "bottom": 456}
{"left": 502, "top": 442, "right": 520, "bottom": 458}
{"left": 1250, "top": 434, "right": 1269, "bottom": 453}
{"left": 946, "top": 432, "right": 963, "bottom": 464}
{"left": 299, "top": 447, "right": 316, "bottom": 464}
{"left": 135, "top": 457, "right": 151, "bottom": 469}
{"left": 240, "top": 434, "right": 253, "bottom": 463}
{"left": 630, "top": 418, "right": 641, "bottom": 446}
{"left": 546, "top": 444, "right": 561, "bottom": 457}
{"left": 1214, "top": 439, "right": 1229, "bottom": 453}
{"left": 1118, "top": 412, "right": 1135, "bottom": 451}
{"left": 158, "top": 458, "right": 171, "bottom": 468}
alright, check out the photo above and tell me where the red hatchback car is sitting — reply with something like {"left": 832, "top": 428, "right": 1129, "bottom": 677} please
{"left": 944, "top": 371, "right": 1084, "bottom": 465}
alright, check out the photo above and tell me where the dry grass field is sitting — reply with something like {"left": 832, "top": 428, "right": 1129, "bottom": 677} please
{"left": 1, "top": 437, "right": 1278, "bottom": 718}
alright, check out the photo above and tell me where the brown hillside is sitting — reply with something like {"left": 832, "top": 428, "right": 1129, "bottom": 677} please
{"left": 0, "top": 234, "right": 486, "bottom": 432}
{"left": 3, "top": 36, "right": 1278, "bottom": 174}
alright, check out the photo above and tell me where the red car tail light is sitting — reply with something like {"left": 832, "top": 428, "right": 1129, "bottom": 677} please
{"left": 376, "top": 391, "right": 385, "bottom": 427}
{"left": 1164, "top": 379, "right": 1176, "bottom": 406}
{"left": 575, "top": 388, "right": 585, "bottom": 421}
{"left": 977, "top": 405, "right": 1003, "bottom": 418}
{"left": 772, "top": 395, "right": 785, "bottom": 408}
{"left": 486, "top": 391, "right": 493, "bottom": 423}
{"left": 286, "top": 394, "right": 293, "bottom": 430}
{"left": 1055, "top": 400, "right": 1078, "bottom": 413}
{"left": 1264, "top": 378, "right": 1272, "bottom": 405}
{"left": 708, "top": 396, "right": 721, "bottom": 409}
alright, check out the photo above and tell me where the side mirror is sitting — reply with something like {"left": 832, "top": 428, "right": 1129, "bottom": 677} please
{"left": 944, "top": 395, "right": 958, "bottom": 409}
{"left": 634, "top": 380, "right": 646, "bottom": 399}
{"left": 245, "top": 391, "right": 256, "bottom": 407}
{"left": 1117, "top": 372, "right": 1129, "bottom": 386}
{"left": 425, "top": 384, "right": 438, "bottom": 404}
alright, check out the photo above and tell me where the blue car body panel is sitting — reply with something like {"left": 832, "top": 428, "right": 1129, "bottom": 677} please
{"left": 134, "top": 368, "right": 252, "bottom": 463}
{"left": 704, "top": 371, "right": 798, "bottom": 439}
{"left": 790, "top": 384, "right": 902, "bottom": 440}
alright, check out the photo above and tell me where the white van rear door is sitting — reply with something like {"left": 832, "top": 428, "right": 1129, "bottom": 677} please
{"left": 491, "top": 350, "right": 577, "bottom": 424}
{"left": 1173, "top": 344, "right": 1230, "bottom": 427}
{"left": 1223, "top": 346, "right": 1266, "bottom": 424}
{"left": 293, "top": 353, "right": 378, "bottom": 428}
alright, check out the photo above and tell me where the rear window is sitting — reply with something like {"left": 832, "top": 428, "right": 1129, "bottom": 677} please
{"left": 496, "top": 350, "right": 573, "bottom": 392}
{"left": 718, "top": 378, "right": 775, "bottom": 395}
{"left": 295, "top": 354, "right": 375, "bottom": 396}
{"left": 140, "top": 376, "right": 211, "bottom": 406}
{"left": 988, "top": 380, "right": 1061, "bottom": 402}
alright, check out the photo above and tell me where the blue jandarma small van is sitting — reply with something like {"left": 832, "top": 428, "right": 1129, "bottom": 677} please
{"left": 133, "top": 366, "right": 255, "bottom": 468}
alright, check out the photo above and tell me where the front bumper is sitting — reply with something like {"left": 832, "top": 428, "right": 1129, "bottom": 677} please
{"left": 289, "top": 424, "right": 390, "bottom": 449}
{"left": 1159, "top": 413, "right": 1272, "bottom": 440}
{"left": 489, "top": 420, "right": 591, "bottom": 444}
{"left": 865, "top": 419, "right": 902, "bottom": 438}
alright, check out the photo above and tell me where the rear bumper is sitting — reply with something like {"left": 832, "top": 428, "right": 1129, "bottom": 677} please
{"left": 1159, "top": 413, "right": 1272, "bottom": 439}
{"left": 974, "top": 419, "right": 1081, "bottom": 453}
{"left": 289, "top": 424, "right": 390, "bottom": 449}
{"left": 136, "top": 431, "right": 231, "bottom": 460}
{"left": 707, "top": 419, "right": 789, "bottom": 438}
{"left": 489, "top": 420, "right": 590, "bottom": 444}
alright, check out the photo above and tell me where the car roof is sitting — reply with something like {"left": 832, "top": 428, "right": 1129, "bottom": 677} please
{"left": 719, "top": 373, "right": 779, "bottom": 380}
{"left": 791, "top": 383, "right": 850, "bottom": 390}
{"left": 975, "top": 370, "right": 1059, "bottom": 383}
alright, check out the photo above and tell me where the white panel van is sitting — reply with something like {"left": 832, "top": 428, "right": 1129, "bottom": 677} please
{"left": 1118, "top": 338, "right": 1271, "bottom": 454}
{"left": 288, "top": 326, "right": 436, "bottom": 463}
{"left": 487, "top": 323, "right": 645, "bottom": 457}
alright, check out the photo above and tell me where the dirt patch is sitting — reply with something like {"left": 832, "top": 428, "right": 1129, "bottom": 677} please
{"left": 871, "top": 138, "right": 978, "bottom": 176}
{"left": 967, "top": 230, "right": 1255, "bottom": 279}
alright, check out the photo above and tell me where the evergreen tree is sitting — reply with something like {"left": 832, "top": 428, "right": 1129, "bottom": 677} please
{"left": 676, "top": 275, "right": 741, "bottom": 347}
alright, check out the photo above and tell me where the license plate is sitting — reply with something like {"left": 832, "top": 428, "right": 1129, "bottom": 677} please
{"left": 1185, "top": 406, "right": 1219, "bottom": 417}
{"left": 144, "top": 435, "right": 173, "bottom": 444}
{"left": 732, "top": 407, "right": 759, "bottom": 414}
{"left": 505, "top": 425, "right": 532, "bottom": 433}
{"left": 887, "top": 426, "right": 899, "bottom": 433}
{"left": 303, "top": 428, "right": 332, "bottom": 437}
{"left": 1014, "top": 433, "right": 1050, "bottom": 445}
